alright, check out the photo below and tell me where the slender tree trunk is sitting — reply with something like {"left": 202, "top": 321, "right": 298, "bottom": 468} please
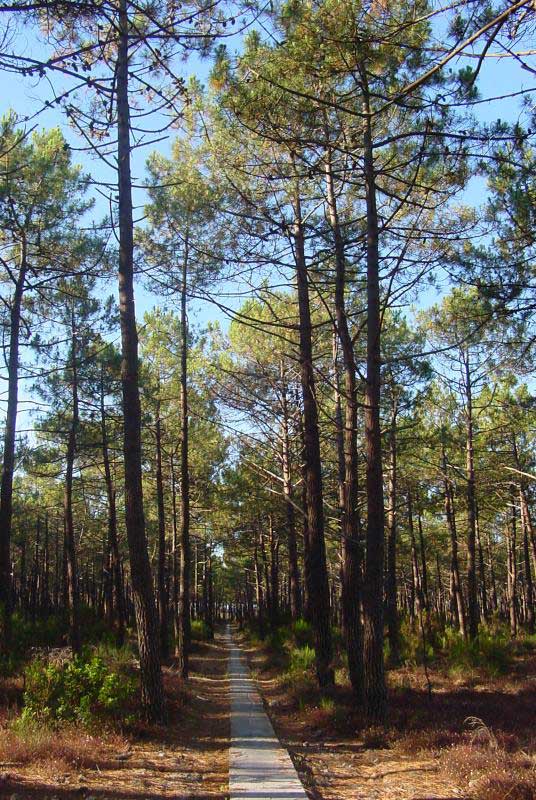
{"left": 292, "top": 178, "right": 334, "bottom": 688}
{"left": 254, "top": 537, "right": 266, "bottom": 640}
{"left": 408, "top": 491, "right": 425, "bottom": 622}
{"left": 325, "top": 144, "right": 363, "bottom": 696}
{"left": 117, "top": 0, "right": 164, "bottom": 721}
{"left": 513, "top": 436, "right": 536, "bottom": 576}
{"left": 100, "top": 367, "right": 125, "bottom": 644}
{"left": 171, "top": 456, "right": 180, "bottom": 647}
{"left": 417, "top": 501, "right": 430, "bottom": 616}
{"left": 386, "top": 412, "right": 400, "bottom": 666}
{"left": 0, "top": 239, "right": 27, "bottom": 652}
{"left": 463, "top": 352, "right": 479, "bottom": 640}
{"left": 442, "top": 441, "right": 467, "bottom": 638}
{"left": 362, "top": 85, "right": 387, "bottom": 722}
{"left": 155, "top": 402, "right": 169, "bottom": 658}
{"left": 42, "top": 513, "right": 50, "bottom": 614}
{"left": 520, "top": 486, "right": 535, "bottom": 633}
{"left": 64, "top": 312, "right": 81, "bottom": 654}
{"left": 268, "top": 514, "right": 280, "bottom": 626}
{"left": 280, "top": 369, "right": 301, "bottom": 621}
{"left": 475, "top": 502, "right": 488, "bottom": 622}
{"left": 177, "top": 247, "right": 191, "bottom": 678}
{"left": 296, "top": 394, "right": 312, "bottom": 622}
{"left": 507, "top": 485, "right": 518, "bottom": 637}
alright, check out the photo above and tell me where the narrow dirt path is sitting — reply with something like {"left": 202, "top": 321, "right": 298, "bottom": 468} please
{"left": 227, "top": 626, "right": 308, "bottom": 800}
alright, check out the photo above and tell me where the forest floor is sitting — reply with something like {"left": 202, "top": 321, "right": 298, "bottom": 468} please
{"left": 1, "top": 628, "right": 535, "bottom": 800}
{"left": 239, "top": 632, "right": 536, "bottom": 800}
{"left": 0, "top": 635, "right": 230, "bottom": 800}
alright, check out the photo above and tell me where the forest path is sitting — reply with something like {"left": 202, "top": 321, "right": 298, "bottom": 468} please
{"left": 226, "top": 626, "right": 308, "bottom": 800}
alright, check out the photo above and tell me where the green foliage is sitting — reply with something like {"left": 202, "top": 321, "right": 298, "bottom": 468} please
{"left": 291, "top": 619, "right": 314, "bottom": 647}
{"left": 289, "top": 645, "right": 315, "bottom": 674}
{"left": 21, "top": 652, "right": 136, "bottom": 727}
{"left": 0, "top": 613, "right": 69, "bottom": 676}
{"left": 441, "top": 629, "right": 512, "bottom": 678}
{"left": 190, "top": 620, "right": 212, "bottom": 641}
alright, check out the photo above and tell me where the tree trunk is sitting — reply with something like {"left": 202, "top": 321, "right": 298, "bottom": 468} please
{"left": 177, "top": 249, "right": 191, "bottom": 678}
{"left": 520, "top": 485, "right": 535, "bottom": 633}
{"left": 117, "top": 0, "right": 165, "bottom": 721}
{"left": 100, "top": 366, "right": 125, "bottom": 644}
{"left": 325, "top": 144, "right": 363, "bottom": 696}
{"left": 280, "top": 367, "right": 301, "bottom": 621}
{"left": 64, "top": 312, "right": 81, "bottom": 654}
{"left": 0, "top": 239, "right": 27, "bottom": 652}
{"left": 292, "top": 178, "right": 334, "bottom": 688}
{"left": 507, "top": 485, "right": 518, "bottom": 637}
{"left": 362, "top": 85, "right": 387, "bottom": 722}
{"left": 475, "top": 502, "right": 488, "bottom": 622}
{"left": 442, "top": 441, "right": 467, "bottom": 638}
{"left": 464, "top": 352, "right": 479, "bottom": 640}
{"left": 155, "top": 402, "right": 169, "bottom": 657}
{"left": 385, "top": 413, "right": 400, "bottom": 666}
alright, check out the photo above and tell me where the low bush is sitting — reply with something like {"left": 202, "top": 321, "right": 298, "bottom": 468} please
{"left": 442, "top": 629, "right": 511, "bottom": 677}
{"left": 190, "top": 619, "right": 212, "bottom": 641}
{"left": 20, "top": 651, "right": 136, "bottom": 727}
{"left": 292, "top": 619, "right": 313, "bottom": 647}
{"left": 289, "top": 645, "right": 316, "bottom": 674}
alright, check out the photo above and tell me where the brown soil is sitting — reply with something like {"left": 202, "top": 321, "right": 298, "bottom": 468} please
{"left": 0, "top": 633, "right": 230, "bottom": 800}
{"left": 239, "top": 636, "right": 467, "bottom": 800}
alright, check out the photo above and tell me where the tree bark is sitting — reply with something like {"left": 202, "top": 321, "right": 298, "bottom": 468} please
{"left": 386, "top": 412, "right": 400, "bottom": 666}
{"left": 0, "top": 238, "right": 27, "bottom": 652}
{"left": 507, "top": 484, "right": 518, "bottom": 637}
{"left": 520, "top": 485, "right": 535, "bottom": 633}
{"left": 64, "top": 311, "right": 81, "bottom": 654}
{"left": 100, "top": 365, "right": 125, "bottom": 644}
{"left": 280, "top": 367, "right": 301, "bottom": 621}
{"left": 362, "top": 85, "right": 387, "bottom": 722}
{"left": 155, "top": 401, "right": 169, "bottom": 657}
{"left": 292, "top": 177, "right": 333, "bottom": 688}
{"left": 117, "top": 0, "right": 165, "bottom": 721}
{"left": 176, "top": 247, "right": 191, "bottom": 678}
{"left": 325, "top": 144, "right": 363, "bottom": 696}
{"left": 463, "top": 351, "right": 479, "bottom": 639}
{"left": 442, "top": 442, "right": 467, "bottom": 638}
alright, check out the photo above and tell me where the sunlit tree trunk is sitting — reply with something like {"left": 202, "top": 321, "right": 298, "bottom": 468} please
{"left": 362, "top": 84, "right": 387, "bottom": 722}
{"left": 325, "top": 144, "right": 363, "bottom": 696}
{"left": 293, "top": 177, "right": 334, "bottom": 687}
{"left": 0, "top": 237, "right": 27, "bottom": 653}
{"left": 100, "top": 366, "right": 125, "bottom": 644}
{"left": 64, "top": 310, "right": 81, "bottom": 654}
{"left": 117, "top": 0, "right": 164, "bottom": 721}
{"left": 463, "top": 351, "right": 479, "bottom": 640}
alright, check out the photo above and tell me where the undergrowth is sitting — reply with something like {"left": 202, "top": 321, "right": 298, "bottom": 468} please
{"left": 19, "top": 649, "right": 136, "bottom": 728}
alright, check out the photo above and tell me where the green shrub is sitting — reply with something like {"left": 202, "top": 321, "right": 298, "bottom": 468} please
{"left": 191, "top": 620, "right": 212, "bottom": 641}
{"left": 289, "top": 645, "right": 316, "bottom": 674}
{"left": 292, "top": 619, "right": 313, "bottom": 647}
{"left": 21, "top": 653, "right": 136, "bottom": 727}
{"left": 266, "top": 627, "right": 287, "bottom": 653}
{"left": 397, "top": 618, "right": 437, "bottom": 666}
{"left": 442, "top": 629, "right": 511, "bottom": 677}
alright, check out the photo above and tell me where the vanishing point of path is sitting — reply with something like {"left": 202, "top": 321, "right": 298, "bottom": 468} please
{"left": 225, "top": 626, "right": 308, "bottom": 800}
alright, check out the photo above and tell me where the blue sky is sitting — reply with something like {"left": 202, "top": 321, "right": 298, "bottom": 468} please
{"left": 0, "top": 11, "right": 534, "bottom": 396}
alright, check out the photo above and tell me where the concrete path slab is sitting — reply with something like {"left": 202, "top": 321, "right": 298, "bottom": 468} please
{"left": 226, "top": 627, "right": 308, "bottom": 800}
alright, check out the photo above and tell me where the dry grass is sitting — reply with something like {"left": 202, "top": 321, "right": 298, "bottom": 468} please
{"left": 0, "top": 636, "right": 230, "bottom": 799}
{"left": 443, "top": 744, "right": 536, "bottom": 800}
{"left": 239, "top": 627, "right": 536, "bottom": 800}
{"left": 0, "top": 723, "right": 127, "bottom": 772}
